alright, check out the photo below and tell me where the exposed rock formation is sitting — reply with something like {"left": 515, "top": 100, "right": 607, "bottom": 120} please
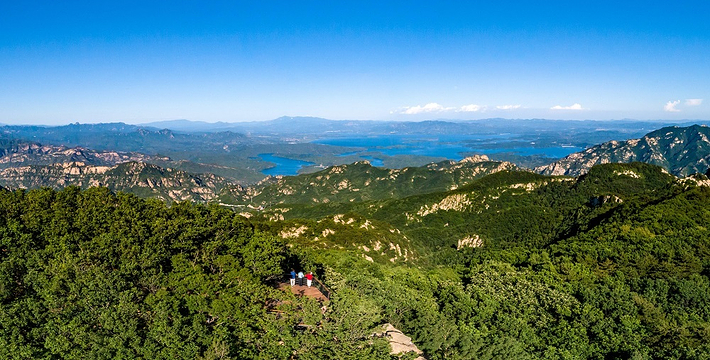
{"left": 457, "top": 235, "right": 483, "bottom": 249}
{"left": 377, "top": 323, "right": 426, "bottom": 360}
{"left": 0, "top": 161, "right": 245, "bottom": 203}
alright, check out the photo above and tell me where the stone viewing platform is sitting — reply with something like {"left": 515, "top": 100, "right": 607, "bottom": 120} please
{"left": 278, "top": 281, "right": 329, "bottom": 302}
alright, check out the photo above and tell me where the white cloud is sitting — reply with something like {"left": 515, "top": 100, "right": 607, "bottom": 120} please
{"left": 551, "top": 103, "right": 584, "bottom": 110}
{"left": 496, "top": 104, "right": 521, "bottom": 110}
{"left": 685, "top": 99, "right": 703, "bottom": 106}
{"left": 458, "top": 104, "right": 486, "bottom": 112}
{"left": 664, "top": 100, "right": 681, "bottom": 112}
{"left": 401, "top": 103, "right": 453, "bottom": 114}
{"left": 398, "top": 102, "right": 522, "bottom": 114}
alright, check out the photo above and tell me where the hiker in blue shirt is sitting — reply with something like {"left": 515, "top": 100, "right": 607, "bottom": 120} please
{"left": 290, "top": 269, "right": 296, "bottom": 286}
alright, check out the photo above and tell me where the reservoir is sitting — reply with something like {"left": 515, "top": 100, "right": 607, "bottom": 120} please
{"left": 259, "top": 153, "right": 314, "bottom": 176}
{"left": 261, "top": 135, "right": 583, "bottom": 176}
{"left": 314, "top": 134, "right": 582, "bottom": 161}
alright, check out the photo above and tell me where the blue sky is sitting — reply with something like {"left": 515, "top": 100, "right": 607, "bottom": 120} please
{"left": 1, "top": 1, "right": 708, "bottom": 124}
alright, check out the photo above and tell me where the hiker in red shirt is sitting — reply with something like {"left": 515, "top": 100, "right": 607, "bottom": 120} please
{"left": 306, "top": 272, "right": 313, "bottom": 288}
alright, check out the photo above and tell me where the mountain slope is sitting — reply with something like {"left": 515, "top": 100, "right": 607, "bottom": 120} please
{"left": 255, "top": 162, "right": 679, "bottom": 265}
{"left": 536, "top": 124, "right": 710, "bottom": 177}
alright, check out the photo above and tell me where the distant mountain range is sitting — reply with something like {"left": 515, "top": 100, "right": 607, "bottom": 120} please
{"left": 0, "top": 123, "right": 311, "bottom": 183}
{"left": 0, "top": 123, "right": 251, "bottom": 153}
{"left": 537, "top": 124, "right": 710, "bottom": 177}
{"left": 140, "top": 117, "right": 703, "bottom": 136}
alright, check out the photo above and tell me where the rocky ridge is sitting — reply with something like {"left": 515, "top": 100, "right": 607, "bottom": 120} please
{"left": 536, "top": 124, "right": 710, "bottom": 177}
{"left": 0, "top": 161, "right": 244, "bottom": 203}
{"left": 0, "top": 138, "right": 167, "bottom": 168}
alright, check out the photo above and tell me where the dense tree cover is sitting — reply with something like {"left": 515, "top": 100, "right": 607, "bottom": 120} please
{"left": 303, "top": 196, "right": 708, "bottom": 358}
{"left": 0, "top": 187, "right": 392, "bottom": 359}
{"left": 259, "top": 163, "right": 710, "bottom": 359}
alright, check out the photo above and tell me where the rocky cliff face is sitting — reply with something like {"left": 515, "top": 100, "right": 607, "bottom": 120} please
{"left": 536, "top": 125, "right": 710, "bottom": 177}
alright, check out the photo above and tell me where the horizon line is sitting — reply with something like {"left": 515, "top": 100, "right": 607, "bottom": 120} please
{"left": 3, "top": 117, "right": 710, "bottom": 127}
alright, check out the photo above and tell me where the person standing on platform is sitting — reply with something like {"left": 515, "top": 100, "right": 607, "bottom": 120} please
{"left": 297, "top": 271, "right": 304, "bottom": 286}
{"left": 290, "top": 269, "right": 296, "bottom": 286}
{"left": 306, "top": 271, "right": 313, "bottom": 288}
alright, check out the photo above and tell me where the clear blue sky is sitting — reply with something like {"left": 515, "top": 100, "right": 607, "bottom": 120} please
{"left": 1, "top": 1, "right": 709, "bottom": 124}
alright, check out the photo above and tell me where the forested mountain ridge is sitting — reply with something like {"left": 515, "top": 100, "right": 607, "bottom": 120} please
{"left": 257, "top": 163, "right": 679, "bottom": 265}
{"left": 536, "top": 124, "right": 710, "bottom": 177}
{"left": 238, "top": 155, "right": 516, "bottom": 206}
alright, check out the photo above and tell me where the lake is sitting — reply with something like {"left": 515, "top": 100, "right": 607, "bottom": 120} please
{"left": 261, "top": 135, "right": 583, "bottom": 175}
{"left": 259, "top": 153, "right": 315, "bottom": 176}
{"left": 314, "top": 134, "right": 582, "bottom": 159}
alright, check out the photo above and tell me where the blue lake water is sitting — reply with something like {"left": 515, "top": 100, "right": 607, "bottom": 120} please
{"left": 359, "top": 156, "right": 385, "bottom": 167}
{"left": 314, "top": 134, "right": 582, "bottom": 161}
{"left": 259, "top": 153, "right": 315, "bottom": 176}
{"left": 315, "top": 134, "right": 511, "bottom": 161}
{"left": 261, "top": 135, "right": 583, "bottom": 176}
